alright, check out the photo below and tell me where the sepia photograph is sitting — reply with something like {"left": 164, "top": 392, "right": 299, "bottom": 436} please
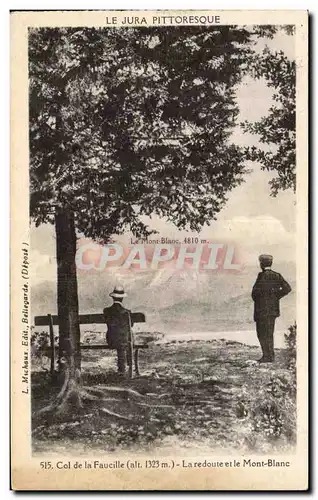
{"left": 11, "top": 10, "right": 308, "bottom": 490}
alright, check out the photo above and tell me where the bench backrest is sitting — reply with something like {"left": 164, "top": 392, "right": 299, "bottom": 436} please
{"left": 34, "top": 312, "right": 146, "bottom": 327}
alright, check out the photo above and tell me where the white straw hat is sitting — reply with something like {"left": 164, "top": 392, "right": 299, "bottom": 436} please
{"left": 109, "top": 285, "right": 127, "bottom": 298}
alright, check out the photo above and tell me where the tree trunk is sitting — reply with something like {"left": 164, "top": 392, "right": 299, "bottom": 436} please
{"left": 37, "top": 210, "right": 150, "bottom": 419}
{"left": 55, "top": 210, "right": 81, "bottom": 375}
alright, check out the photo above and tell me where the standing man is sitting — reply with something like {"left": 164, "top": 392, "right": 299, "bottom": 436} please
{"left": 103, "top": 286, "right": 134, "bottom": 375}
{"left": 252, "top": 254, "right": 292, "bottom": 363}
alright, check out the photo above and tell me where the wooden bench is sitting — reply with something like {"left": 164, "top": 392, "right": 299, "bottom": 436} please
{"left": 34, "top": 312, "right": 148, "bottom": 378}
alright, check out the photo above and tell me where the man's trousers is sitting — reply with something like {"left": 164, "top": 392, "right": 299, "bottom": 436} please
{"left": 116, "top": 346, "right": 132, "bottom": 373}
{"left": 256, "top": 316, "right": 276, "bottom": 361}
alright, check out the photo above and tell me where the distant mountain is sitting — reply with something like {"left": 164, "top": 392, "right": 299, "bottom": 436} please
{"left": 31, "top": 262, "right": 296, "bottom": 333}
{"left": 158, "top": 287, "right": 296, "bottom": 332}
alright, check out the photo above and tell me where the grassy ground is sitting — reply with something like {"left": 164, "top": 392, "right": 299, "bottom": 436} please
{"left": 32, "top": 336, "right": 296, "bottom": 456}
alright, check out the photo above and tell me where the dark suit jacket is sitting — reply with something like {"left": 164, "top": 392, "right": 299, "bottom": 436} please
{"left": 103, "top": 302, "right": 134, "bottom": 349}
{"left": 252, "top": 269, "right": 291, "bottom": 321}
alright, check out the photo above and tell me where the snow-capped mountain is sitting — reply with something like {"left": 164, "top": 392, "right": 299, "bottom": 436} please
{"left": 31, "top": 261, "right": 296, "bottom": 333}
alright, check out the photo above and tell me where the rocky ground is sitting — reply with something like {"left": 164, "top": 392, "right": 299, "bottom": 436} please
{"left": 31, "top": 335, "right": 296, "bottom": 456}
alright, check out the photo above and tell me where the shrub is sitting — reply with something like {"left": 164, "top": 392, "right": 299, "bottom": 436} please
{"left": 284, "top": 322, "right": 297, "bottom": 370}
{"left": 236, "top": 324, "right": 297, "bottom": 451}
{"left": 31, "top": 329, "right": 57, "bottom": 369}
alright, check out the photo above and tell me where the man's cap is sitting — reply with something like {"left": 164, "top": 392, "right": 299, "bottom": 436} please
{"left": 109, "top": 285, "right": 127, "bottom": 298}
{"left": 259, "top": 254, "right": 273, "bottom": 266}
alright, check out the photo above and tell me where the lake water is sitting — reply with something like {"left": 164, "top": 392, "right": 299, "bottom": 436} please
{"left": 159, "top": 330, "right": 287, "bottom": 349}
{"left": 38, "top": 321, "right": 287, "bottom": 350}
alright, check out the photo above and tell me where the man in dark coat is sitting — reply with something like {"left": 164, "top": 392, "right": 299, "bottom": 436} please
{"left": 252, "top": 254, "right": 291, "bottom": 363}
{"left": 103, "top": 286, "right": 134, "bottom": 374}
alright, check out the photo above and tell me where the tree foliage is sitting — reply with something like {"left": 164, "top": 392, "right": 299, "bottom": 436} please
{"left": 242, "top": 47, "right": 296, "bottom": 196}
{"left": 29, "top": 26, "right": 273, "bottom": 240}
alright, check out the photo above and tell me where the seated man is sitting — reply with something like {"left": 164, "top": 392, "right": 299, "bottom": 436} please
{"left": 103, "top": 286, "right": 134, "bottom": 374}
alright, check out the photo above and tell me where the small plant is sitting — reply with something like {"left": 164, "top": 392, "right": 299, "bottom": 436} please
{"left": 252, "top": 401, "right": 283, "bottom": 439}
{"left": 31, "top": 330, "right": 49, "bottom": 355}
{"left": 284, "top": 322, "right": 297, "bottom": 370}
{"left": 31, "top": 329, "right": 57, "bottom": 370}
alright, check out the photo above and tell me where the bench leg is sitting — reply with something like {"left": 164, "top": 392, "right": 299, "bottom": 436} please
{"left": 134, "top": 348, "right": 140, "bottom": 376}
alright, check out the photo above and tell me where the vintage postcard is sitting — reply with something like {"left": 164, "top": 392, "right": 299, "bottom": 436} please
{"left": 11, "top": 10, "right": 308, "bottom": 490}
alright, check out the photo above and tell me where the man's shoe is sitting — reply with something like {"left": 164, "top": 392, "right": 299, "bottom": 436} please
{"left": 258, "top": 357, "right": 274, "bottom": 363}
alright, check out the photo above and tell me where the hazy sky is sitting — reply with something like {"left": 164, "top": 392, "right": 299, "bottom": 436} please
{"left": 31, "top": 29, "right": 296, "bottom": 283}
